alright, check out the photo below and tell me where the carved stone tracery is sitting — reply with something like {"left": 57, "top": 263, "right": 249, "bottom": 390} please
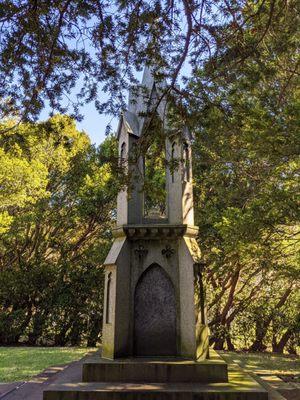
{"left": 162, "top": 245, "right": 175, "bottom": 258}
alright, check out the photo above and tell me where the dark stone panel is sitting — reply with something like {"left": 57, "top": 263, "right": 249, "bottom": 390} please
{"left": 134, "top": 264, "right": 177, "bottom": 356}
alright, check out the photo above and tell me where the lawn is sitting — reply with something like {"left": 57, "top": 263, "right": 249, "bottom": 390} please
{"left": 1, "top": 347, "right": 298, "bottom": 384}
{"left": 0, "top": 347, "right": 96, "bottom": 383}
{"left": 219, "top": 351, "right": 300, "bottom": 375}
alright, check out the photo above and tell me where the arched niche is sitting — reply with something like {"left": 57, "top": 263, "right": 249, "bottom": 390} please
{"left": 143, "top": 114, "right": 167, "bottom": 219}
{"left": 134, "top": 263, "right": 177, "bottom": 356}
{"left": 105, "top": 272, "right": 112, "bottom": 324}
{"left": 120, "top": 142, "right": 126, "bottom": 164}
{"left": 183, "top": 142, "right": 190, "bottom": 182}
{"left": 171, "top": 141, "right": 176, "bottom": 183}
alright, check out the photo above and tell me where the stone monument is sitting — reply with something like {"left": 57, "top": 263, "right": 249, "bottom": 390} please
{"left": 101, "top": 66, "right": 207, "bottom": 360}
{"left": 44, "top": 67, "right": 268, "bottom": 400}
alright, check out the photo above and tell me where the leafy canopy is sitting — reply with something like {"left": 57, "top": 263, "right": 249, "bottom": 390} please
{"left": 1, "top": 0, "right": 298, "bottom": 125}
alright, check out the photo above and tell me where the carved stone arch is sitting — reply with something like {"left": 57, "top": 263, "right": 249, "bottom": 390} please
{"left": 143, "top": 114, "right": 167, "bottom": 219}
{"left": 134, "top": 263, "right": 177, "bottom": 356}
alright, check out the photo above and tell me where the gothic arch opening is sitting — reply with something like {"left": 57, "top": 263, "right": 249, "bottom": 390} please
{"left": 120, "top": 142, "right": 126, "bottom": 164}
{"left": 134, "top": 263, "right": 177, "bottom": 356}
{"left": 183, "top": 142, "right": 190, "bottom": 182}
{"left": 143, "top": 115, "right": 167, "bottom": 219}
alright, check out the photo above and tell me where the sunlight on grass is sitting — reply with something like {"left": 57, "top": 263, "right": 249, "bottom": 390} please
{"left": 220, "top": 351, "right": 300, "bottom": 375}
{"left": 0, "top": 347, "right": 97, "bottom": 383}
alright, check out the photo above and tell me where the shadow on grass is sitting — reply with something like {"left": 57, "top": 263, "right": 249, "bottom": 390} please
{"left": 219, "top": 351, "right": 300, "bottom": 375}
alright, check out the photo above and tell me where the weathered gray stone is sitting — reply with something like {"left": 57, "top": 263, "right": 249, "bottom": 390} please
{"left": 82, "top": 350, "right": 228, "bottom": 383}
{"left": 44, "top": 365, "right": 268, "bottom": 400}
{"left": 101, "top": 228, "right": 201, "bottom": 359}
{"left": 134, "top": 264, "right": 177, "bottom": 356}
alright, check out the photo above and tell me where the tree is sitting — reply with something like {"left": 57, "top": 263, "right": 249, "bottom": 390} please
{"left": 185, "top": 0, "right": 300, "bottom": 351}
{"left": 0, "top": 114, "right": 121, "bottom": 345}
{"left": 0, "top": 1, "right": 299, "bottom": 352}
{"left": 0, "top": 0, "right": 296, "bottom": 125}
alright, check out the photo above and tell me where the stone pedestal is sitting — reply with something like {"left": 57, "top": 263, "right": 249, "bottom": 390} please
{"left": 43, "top": 349, "right": 268, "bottom": 400}
{"left": 82, "top": 351, "right": 228, "bottom": 383}
{"left": 101, "top": 224, "right": 205, "bottom": 360}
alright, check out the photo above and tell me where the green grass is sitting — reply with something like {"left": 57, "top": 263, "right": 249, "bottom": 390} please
{"left": 1, "top": 347, "right": 298, "bottom": 384}
{"left": 219, "top": 351, "right": 300, "bottom": 375}
{"left": 0, "top": 347, "right": 96, "bottom": 383}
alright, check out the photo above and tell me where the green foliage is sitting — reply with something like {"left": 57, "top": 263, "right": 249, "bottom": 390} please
{"left": 187, "top": 0, "right": 300, "bottom": 352}
{"left": 0, "top": 115, "right": 120, "bottom": 346}
{"left": 1, "top": 0, "right": 297, "bottom": 125}
{"left": 0, "top": 1, "right": 299, "bottom": 354}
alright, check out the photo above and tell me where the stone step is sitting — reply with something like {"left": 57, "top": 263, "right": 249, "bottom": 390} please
{"left": 82, "top": 355, "right": 228, "bottom": 383}
{"left": 44, "top": 371, "right": 268, "bottom": 400}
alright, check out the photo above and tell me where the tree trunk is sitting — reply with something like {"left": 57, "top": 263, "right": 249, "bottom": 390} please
{"left": 209, "top": 268, "right": 240, "bottom": 352}
{"left": 28, "top": 311, "right": 48, "bottom": 345}
{"left": 213, "top": 336, "right": 225, "bottom": 350}
{"left": 226, "top": 328, "right": 235, "bottom": 351}
{"left": 68, "top": 322, "right": 81, "bottom": 346}
{"left": 54, "top": 320, "right": 72, "bottom": 346}
{"left": 87, "top": 316, "right": 102, "bottom": 347}
{"left": 250, "top": 320, "right": 268, "bottom": 352}
{"left": 9, "top": 305, "right": 33, "bottom": 344}
{"left": 272, "top": 328, "right": 294, "bottom": 353}
{"left": 249, "top": 286, "right": 293, "bottom": 352}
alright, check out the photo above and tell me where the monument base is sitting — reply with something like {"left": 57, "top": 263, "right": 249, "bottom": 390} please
{"left": 82, "top": 350, "right": 228, "bottom": 383}
{"left": 43, "top": 350, "right": 268, "bottom": 400}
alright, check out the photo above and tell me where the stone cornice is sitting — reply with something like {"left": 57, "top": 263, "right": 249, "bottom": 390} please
{"left": 112, "top": 224, "right": 199, "bottom": 240}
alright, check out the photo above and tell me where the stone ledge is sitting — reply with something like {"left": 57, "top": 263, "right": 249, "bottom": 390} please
{"left": 44, "top": 366, "right": 268, "bottom": 400}
{"left": 112, "top": 224, "right": 199, "bottom": 240}
{"left": 82, "top": 356, "right": 228, "bottom": 383}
